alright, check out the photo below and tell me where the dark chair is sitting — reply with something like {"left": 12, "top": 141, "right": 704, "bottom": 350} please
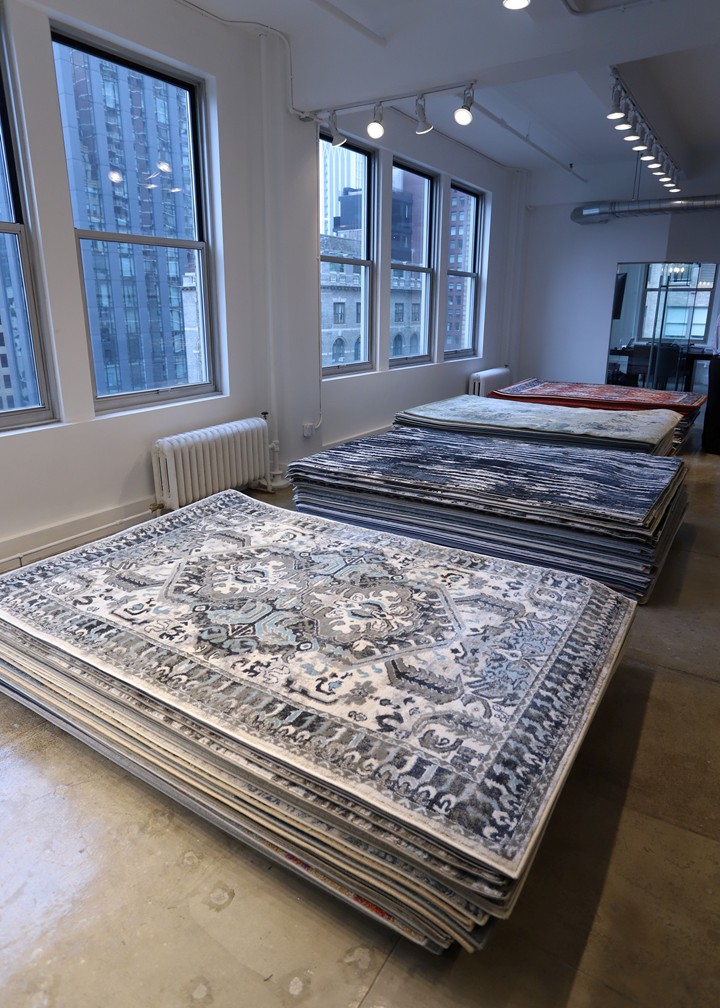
{"left": 626, "top": 345, "right": 650, "bottom": 386}
{"left": 649, "top": 343, "right": 680, "bottom": 390}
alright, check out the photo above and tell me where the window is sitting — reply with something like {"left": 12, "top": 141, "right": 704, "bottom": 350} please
{"left": 389, "top": 164, "right": 432, "bottom": 363}
{"left": 318, "top": 138, "right": 485, "bottom": 374}
{"left": 641, "top": 263, "right": 717, "bottom": 343}
{"left": 53, "top": 36, "right": 213, "bottom": 408}
{"left": 445, "top": 185, "right": 481, "bottom": 354}
{"left": 332, "top": 337, "right": 346, "bottom": 363}
{"left": 319, "top": 137, "right": 371, "bottom": 373}
{"left": 0, "top": 69, "right": 52, "bottom": 430}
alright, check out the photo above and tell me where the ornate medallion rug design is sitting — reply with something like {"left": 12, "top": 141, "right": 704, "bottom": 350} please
{"left": 287, "top": 426, "right": 687, "bottom": 601}
{"left": 0, "top": 491, "right": 635, "bottom": 952}
{"left": 395, "top": 395, "right": 680, "bottom": 455}
{"left": 488, "top": 378, "right": 707, "bottom": 448}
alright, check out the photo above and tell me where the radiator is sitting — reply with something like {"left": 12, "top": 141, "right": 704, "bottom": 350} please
{"left": 152, "top": 417, "right": 272, "bottom": 511}
{"left": 468, "top": 366, "right": 511, "bottom": 396}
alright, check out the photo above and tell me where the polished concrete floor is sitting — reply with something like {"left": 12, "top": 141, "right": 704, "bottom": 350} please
{"left": 1, "top": 428, "right": 719, "bottom": 1008}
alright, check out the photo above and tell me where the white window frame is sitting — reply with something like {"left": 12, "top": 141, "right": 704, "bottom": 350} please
{"left": 444, "top": 183, "right": 483, "bottom": 358}
{"left": 319, "top": 134, "right": 374, "bottom": 376}
{"left": 52, "top": 32, "right": 217, "bottom": 413}
{"left": 0, "top": 48, "right": 54, "bottom": 431}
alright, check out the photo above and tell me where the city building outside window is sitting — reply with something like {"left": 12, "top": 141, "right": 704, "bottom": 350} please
{"left": 444, "top": 185, "right": 481, "bottom": 355}
{"left": 0, "top": 69, "right": 53, "bottom": 430}
{"left": 53, "top": 36, "right": 214, "bottom": 409}
{"left": 389, "top": 163, "right": 431, "bottom": 364}
{"left": 319, "top": 136, "right": 371, "bottom": 373}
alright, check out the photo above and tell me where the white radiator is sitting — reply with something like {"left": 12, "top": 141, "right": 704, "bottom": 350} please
{"left": 152, "top": 417, "right": 272, "bottom": 511}
{"left": 468, "top": 367, "right": 511, "bottom": 397}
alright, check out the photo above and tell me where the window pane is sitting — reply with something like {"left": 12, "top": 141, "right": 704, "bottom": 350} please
{"left": 320, "top": 261, "right": 369, "bottom": 368}
{"left": 391, "top": 165, "right": 430, "bottom": 267}
{"left": 0, "top": 233, "right": 41, "bottom": 411}
{"left": 388, "top": 268, "right": 428, "bottom": 359}
{"left": 319, "top": 137, "right": 370, "bottom": 370}
{"left": 0, "top": 115, "right": 14, "bottom": 223}
{"left": 450, "top": 188, "right": 477, "bottom": 272}
{"left": 54, "top": 37, "right": 211, "bottom": 404}
{"left": 319, "top": 138, "right": 367, "bottom": 260}
{"left": 79, "top": 240, "right": 206, "bottom": 396}
{"left": 444, "top": 275, "right": 475, "bottom": 352}
{"left": 53, "top": 40, "right": 197, "bottom": 240}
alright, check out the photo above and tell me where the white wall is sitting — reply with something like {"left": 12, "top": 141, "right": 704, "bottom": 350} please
{"left": 0, "top": 0, "right": 524, "bottom": 564}
{"left": 518, "top": 203, "right": 672, "bottom": 382}
{"left": 0, "top": 0, "right": 272, "bottom": 563}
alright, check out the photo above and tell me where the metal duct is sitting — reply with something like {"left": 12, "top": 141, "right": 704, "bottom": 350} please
{"left": 571, "top": 195, "right": 720, "bottom": 224}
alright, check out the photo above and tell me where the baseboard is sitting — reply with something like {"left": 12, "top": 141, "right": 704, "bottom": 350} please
{"left": 0, "top": 498, "right": 156, "bottom": 574}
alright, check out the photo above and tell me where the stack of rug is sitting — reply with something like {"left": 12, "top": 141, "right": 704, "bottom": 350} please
{"left": 395, "top": 394, "right": 679, "bottom": 455}
{"left": 287, "top": 426, "right": 687, "bottom": 602}
{"left": 488, "top": 378, "right": 706, "bottom": 449}
{"left": 0, "top": 491, "right": 636, "bottom": 953}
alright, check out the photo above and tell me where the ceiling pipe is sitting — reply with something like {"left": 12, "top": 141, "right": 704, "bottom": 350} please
{"left": 571, "top": 195, "right": 720, "bottom": 224}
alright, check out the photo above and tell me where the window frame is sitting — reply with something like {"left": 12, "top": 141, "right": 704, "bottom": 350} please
{"left": 0, "top": 48, "right": 55, "bottom": 431}
{"left": 51, "top": 31, "right": 218, "bottom": 413}
{"left": 388, "top": 159, "right": 434, "bottom": 368}
{"left": 319, "top": 133, "right": 374, "bottom": 377}
{"left": 444, "top": 182, "right": 483, "bottom": 358}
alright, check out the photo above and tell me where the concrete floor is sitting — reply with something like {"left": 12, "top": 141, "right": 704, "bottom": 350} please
{"left": 1, "top": 430, "right": 718, "bottom": 1008}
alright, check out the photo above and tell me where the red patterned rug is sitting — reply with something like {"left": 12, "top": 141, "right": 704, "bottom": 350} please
{"left": 490, "top": 378, "right": 706, "bottom": 416}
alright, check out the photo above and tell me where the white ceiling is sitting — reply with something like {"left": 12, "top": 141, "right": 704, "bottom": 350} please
{"left": 182, "top": 0, "right": 720, "bottom": 190}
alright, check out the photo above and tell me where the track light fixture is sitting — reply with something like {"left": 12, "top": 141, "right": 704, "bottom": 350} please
{"left": 454, "top": 86, "right": 474, "bottom": 126}
{"left": 329, "top": 111, "right": 346, "bottom": 147}
{"left": 613, "top": 103, "right": 632, "bottom": 131}
{"left": 606, "top": 84, "right": 624, "bottom": 121}
{"left": 415, "top": 96, "right": 434, "bottom": 135}
{"left": 607, "top": 72, "right": 681, "bottom": 192}
{"left": 367, "top": 104, "right": 384, "bottom": 139}
{"left": 315, "top": 80, "right": 474, "bottom": 147}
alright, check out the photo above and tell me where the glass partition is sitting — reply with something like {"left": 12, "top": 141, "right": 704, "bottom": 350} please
{"left": 606, "top": 262, "right": 719, "bottom": 392}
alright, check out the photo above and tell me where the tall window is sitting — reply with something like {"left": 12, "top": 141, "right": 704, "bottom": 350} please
{"left": 445, "top": 185, "right": 481, "bottom": 354}
{"left": 641, "top": 262, "right": 717, "bottom": 343}
{"left": 389, "top": 164, "right": 431, "bottom": 363}
{"left": 0, "top": 75, "right": 51, "bottom": 429}
{"left": 319, "top": 137, "right": 371, "bottom": 373}
{"left": 53, "top": 36, "right": 213, "bottom": 407}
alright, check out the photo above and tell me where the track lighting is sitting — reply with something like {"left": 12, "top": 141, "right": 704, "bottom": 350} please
{"left": 415, "top": 96, "right": 433, "bottom": 135}
{"left": 454, "top": 87, "right": 474, "bottom": 126}
{"left": 329, "top": 111, "right": 346, "bottom": 148}
{"left": 614, "top": 108, "right": 632, "bottom": 131}
{"left": 606, "top": 86, "right": 624, "bottom": 121}
{"left": 623, "top": 116, "right": 641, "bottom": 142}
{"left": 632, "top": 129, "right": 649, "bottom": 152}
{"left": 367, "top": 104, "right": 384, "bottom": 139}
{"left": 315, "top": 80, "right": 474, "bottom": 145}
{"left": 607, "top": 73, "right": 681, "bottom": 192}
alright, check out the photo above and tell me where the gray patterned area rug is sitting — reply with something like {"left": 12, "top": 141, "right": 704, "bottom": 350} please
{"left": 287, "top": 426, "right": 687, "bottom": 602}
{"left": 0, "top": 491, "right": 636, "bottom": 953}
{"left": 394, "top": 395, "right": 680, "bottom": 455}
